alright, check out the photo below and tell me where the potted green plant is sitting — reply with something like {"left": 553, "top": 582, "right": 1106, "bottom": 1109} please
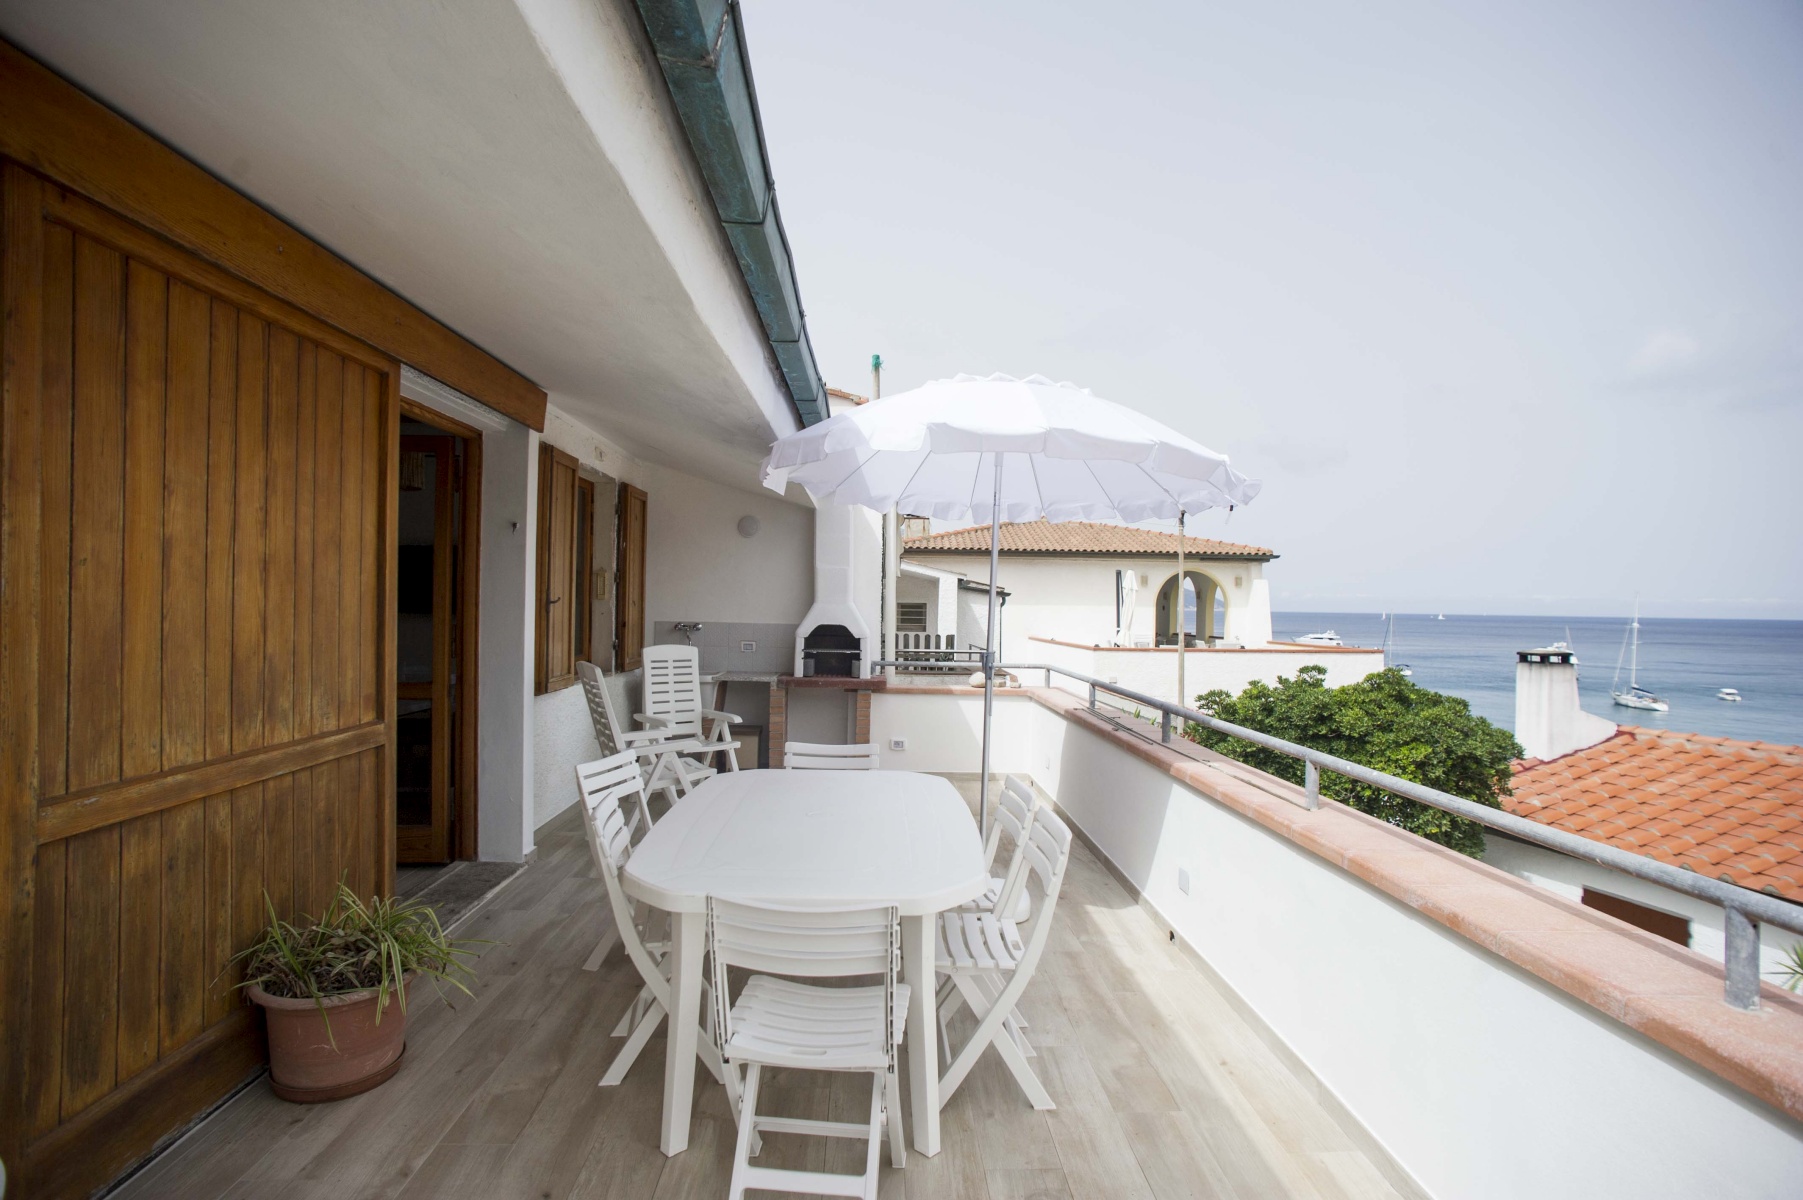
{"left": 234, "top": 882, "right": 478, "bottom": 1102}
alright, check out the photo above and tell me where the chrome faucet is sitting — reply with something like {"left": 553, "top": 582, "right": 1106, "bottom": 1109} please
{"left": 673, "top": 621, "right": 704, "bottom": 644}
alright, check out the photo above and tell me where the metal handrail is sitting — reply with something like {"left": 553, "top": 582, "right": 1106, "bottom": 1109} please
{"left": 881, "top": 658, "right": 1803, "bottom": 1009}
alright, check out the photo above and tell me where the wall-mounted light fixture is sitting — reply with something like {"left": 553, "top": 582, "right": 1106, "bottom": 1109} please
{"left": 737, "top": 515, "right": 760, "bottom": 539}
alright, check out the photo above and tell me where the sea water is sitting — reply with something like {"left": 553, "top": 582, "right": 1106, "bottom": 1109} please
{"left": 1269, "top": 612, "right": 1803, "bottom": 746}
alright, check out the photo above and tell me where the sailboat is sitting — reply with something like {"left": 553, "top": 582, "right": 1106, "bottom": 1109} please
{"left": 1382, "top": 614, "right": 1412, "bottom": 676}
{"left": 1610, "top": 601, "right": 1669, "bottom": 712}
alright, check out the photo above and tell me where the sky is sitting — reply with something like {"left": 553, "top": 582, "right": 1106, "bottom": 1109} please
{"left": 742, "top": 0, "right": 1803, "bottom": 620}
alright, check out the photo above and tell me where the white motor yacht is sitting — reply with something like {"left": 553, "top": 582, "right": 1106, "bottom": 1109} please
{"left": 1717, "top": 688, "right": 1743, "bottom": 702}
{"left": 1294, "top": 631, "right": 1344, "bottom": 647}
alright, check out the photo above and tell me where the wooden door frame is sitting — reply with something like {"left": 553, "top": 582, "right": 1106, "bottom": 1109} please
{"left": 399, "top": 398, "right": 481, "bottom": 861}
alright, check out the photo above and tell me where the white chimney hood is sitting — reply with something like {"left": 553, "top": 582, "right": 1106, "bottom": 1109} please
{"left": 794, "top": 502, "right": 877, "bottom": 677}
{"left": 1515, "top": 646, "right": 1617, "bottom": 761}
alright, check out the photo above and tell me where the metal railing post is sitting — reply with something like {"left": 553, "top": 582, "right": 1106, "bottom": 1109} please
{"left": 1724, "top": 904, "right": 1761, "bottom": 1010}
{"left": 1162, "top": 710, "right": 1173, "bottom": 744}
{"left": 1303, "top": 760, "right": 1320, "bottom": 811}
{"left": 1088, "top": 683, "right": 1097, "bottom": 712}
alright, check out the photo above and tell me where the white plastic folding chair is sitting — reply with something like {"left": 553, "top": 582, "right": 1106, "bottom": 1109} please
{"left": 575, "top": 752, "right": 734, "bottom": 1099}
{"left": 782, "top": 742, "right": 881, "bottom": 771}
{"left": 640, "top": 643, "right": 743, "bottom": 771}
{"left": 935, "top": 805, "right": 1073, "bottom": 1110}
{"left": 578, "top": 660, "right": 718, "bottom": 807}
{"left": 709, "top": 898, "right": 909, "bottom": 1200}
{"left": 962, "top": 774, "right": 1037, "bottom": 921}
{"left": 940, "top": 776, "right": 1036, "bottom": 1060}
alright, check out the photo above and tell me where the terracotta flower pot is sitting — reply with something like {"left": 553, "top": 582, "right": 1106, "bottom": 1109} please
{"left": 249, "top": 978, "right": 412, "bottom": 1102}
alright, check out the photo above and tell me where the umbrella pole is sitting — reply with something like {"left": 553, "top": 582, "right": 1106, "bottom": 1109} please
{"left": 980, "top": 455, "right": 1003, "bottom": 840}
{"left": 1176, "top": 509, "right": 1185, "bottom": 711}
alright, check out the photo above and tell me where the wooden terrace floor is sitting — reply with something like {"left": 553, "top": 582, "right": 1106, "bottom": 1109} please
{"left": 115, "top": 780, "right": 1421, "bottom": 1200}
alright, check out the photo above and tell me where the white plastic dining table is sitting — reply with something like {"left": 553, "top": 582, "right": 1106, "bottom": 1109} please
{"left": 620, "top": 768, "right": 988, "bottom": 1159}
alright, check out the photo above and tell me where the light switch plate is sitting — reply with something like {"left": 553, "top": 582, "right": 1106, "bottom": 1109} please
{"left": 740, "top": 640, "right": 756, "bottom": 653}
{"left": 889, "top": 738, "right": 907, "bottom": 751}
{"left": 1177, "top": 867, "right": 1191, "bottom": 895}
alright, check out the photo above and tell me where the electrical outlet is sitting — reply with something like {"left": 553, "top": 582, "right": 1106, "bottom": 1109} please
{"left": 740, "top": 640, "right": 756, "bottom": 653}
{"left": 1177, "top": 867, "right": 1191, "bottom": 895}
{"left": 889, "top": 738, "right": 907, "bottom": 751}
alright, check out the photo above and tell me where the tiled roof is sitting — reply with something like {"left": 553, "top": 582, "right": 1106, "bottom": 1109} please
{"left": 904, "top": 520, "right": 1274, "bottom": 559}
{"left": 1508, "top": 727, "right": 1803, "bottom": 902}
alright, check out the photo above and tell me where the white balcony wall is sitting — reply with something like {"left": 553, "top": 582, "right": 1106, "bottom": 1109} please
{"left": 868, "top": 688, "right": 1040, "bottom": 776}
{"left": 873, "top": 690, "right": 1803, "bottom": 1200}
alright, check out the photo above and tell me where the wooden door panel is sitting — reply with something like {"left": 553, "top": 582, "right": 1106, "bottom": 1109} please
{"left": 2, "top": 163, "right": 398, "bottom": 1197}
{"left": 67, "top": 234, "right": 126, "bottom": 792}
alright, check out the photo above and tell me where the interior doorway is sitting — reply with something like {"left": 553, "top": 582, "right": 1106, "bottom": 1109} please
{"left": 396, "top": 405, "right": 481, "bottom": 863}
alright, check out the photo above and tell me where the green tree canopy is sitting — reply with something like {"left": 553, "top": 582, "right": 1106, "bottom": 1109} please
{"left": 1184, "top": 666, "right": 1520, "bottom": 857}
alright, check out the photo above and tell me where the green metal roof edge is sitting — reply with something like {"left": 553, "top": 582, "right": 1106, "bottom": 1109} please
{"left": 631, "top": 0, "right": 828, "bottom": 427}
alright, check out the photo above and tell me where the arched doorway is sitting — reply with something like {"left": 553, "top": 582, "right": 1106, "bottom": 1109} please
{"left": 1155, "top": 570, "right": 1223, "bottom": 645}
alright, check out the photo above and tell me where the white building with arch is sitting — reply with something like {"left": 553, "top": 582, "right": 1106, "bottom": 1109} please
{"left": 902, "top": 519, "right": 1278, "bottom": 657}
{"left": 899, "top": 520, "right": 1382, "bottom": 703}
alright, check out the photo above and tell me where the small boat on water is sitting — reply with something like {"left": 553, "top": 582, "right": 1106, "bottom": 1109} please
{"left": 1717, "top": 688, "right": 1743, "bottom": 702}
{"left": 1295, "top": 631, "right": 1344, "bottom": 647}
{"left": 1610, "top": 601, "right": 1669, "bottom": 713}
{"left": 1435, "top": 613, "right": 1446, "bottom": 621}
{"left": 1381, "top": 614, "right": 1412, "bottom": 675}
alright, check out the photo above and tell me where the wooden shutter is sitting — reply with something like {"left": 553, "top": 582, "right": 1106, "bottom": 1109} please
{"left": 535, "top": 443, "right": 578, "bottom": 693}
{"left": 0, "top": 164, "right": 397, "bottom": 1198}
{"left": 575, "top": 476, "right": 596, "bottom": 664}
{"left": 615, "top": 483, "right": 648, "bottom": 671}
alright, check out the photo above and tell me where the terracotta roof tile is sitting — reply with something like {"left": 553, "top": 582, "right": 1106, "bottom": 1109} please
{"left": 1509, "top": 727, "right": 1803, "bottom": 904}
{"left": 903, "top": 519, "right": 1275, "bottom": 559}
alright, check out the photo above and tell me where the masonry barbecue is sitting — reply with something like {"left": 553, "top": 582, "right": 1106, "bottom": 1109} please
{"left": 794, "top": 501, "right": 873, "bottom": 677}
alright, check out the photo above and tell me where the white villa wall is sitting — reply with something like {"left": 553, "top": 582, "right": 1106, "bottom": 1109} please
{"left": 896, "top": 566, "right": 959, "bottom": 639}
{"left": 1028, "top": 636, "right": 1385, "bottom": 707}
{"left": 1485, "top": 834, "right": 1803, "bottom": 981}
{"left": 903, "top": 553, "right": 1272, "bottom": 658}
{"left": 872, "top": 690, "right": 1803, "bottom": 1200}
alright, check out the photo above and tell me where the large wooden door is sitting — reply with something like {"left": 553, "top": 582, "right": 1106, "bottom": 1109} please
{"left": 614, "top": 482, "right": 648, "bottom": 671}
{"left": 0, "top": 164, "right": 397, "bottom": 1198}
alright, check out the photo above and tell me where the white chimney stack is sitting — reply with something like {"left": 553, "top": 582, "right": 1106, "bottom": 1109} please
{"left": 1515, "top": 646, "right": 1616, "bottom": 761}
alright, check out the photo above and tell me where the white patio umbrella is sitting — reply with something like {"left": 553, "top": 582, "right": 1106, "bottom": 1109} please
{"left": 763, "top": 373, "right": 1261, "bottom": 832}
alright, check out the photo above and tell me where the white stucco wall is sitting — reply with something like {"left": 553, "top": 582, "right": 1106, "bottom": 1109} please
{"left": 903, "top": 553, "right": 1272, "bottom": 658}
{"left": 872, "top": 690, "right": 1803, "bottom": 1200}
{"left": 636, "top": 457, "right": 814, "bottom": 627}
{"left": 529, "top": 403, "right": 816, "bottom": 837}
